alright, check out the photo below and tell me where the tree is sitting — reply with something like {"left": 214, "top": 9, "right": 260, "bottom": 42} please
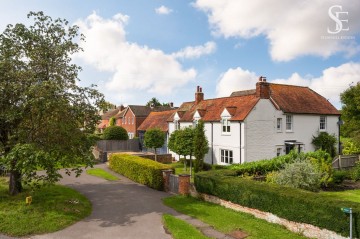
{"left": 109, "top": 117, "right": 116, "bottom": 126}
{"left": 143, "top": 128, "right": 165, "bottom": 161}
{"left": 177, "top": 127, "right": 195, "bottom": 176}
{"left": 0, "top": 12, "right": 104, "bottom": 195}
{"left": 146, "top": 97, "right": 161, "bottom": 107}
{"left": 99, "top": 101, "right": 116, "bottom": 112}
{"left": 103, "top": 126, "right": 128, "bottom": 140}
{"left": 193, "top": 120, "right": 209, "bottom": 172}
{"left": 311, "top": 132, "right": 337, "bottom": 157}
{"left": 341, "top": 84, "right": 360, "bottom": 143}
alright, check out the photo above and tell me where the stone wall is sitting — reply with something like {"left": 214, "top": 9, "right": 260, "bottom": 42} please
{"left": 198, "top": 193, "right": 347, "bottom": 239}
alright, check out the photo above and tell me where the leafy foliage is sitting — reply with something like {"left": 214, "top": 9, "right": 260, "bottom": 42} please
{"left": 342, "top": 137, "right": 360, "bottom": 155}
{"left": 272, "top": 159, "right": 321, "bottom": 191}
{"left": 195, "top": 170, "right": 360, "bottom": 237}
{"left": 109, "top": 117, "right": 116, "bottom": 126}
{"left": 311, "top": 132, "right": 337, "bottom": 157}
{"left": 109, "top": 153, "right": 172, "bottom": 190}
{"left": 350, "top": 161, "right": 360, "bottom": 181}
{"left": 0, "top": 12, "right": 104, "bottom": 195}
{"left": 193, "top": 120, "right": 209, "bottom": 173}
{"left": 341, "top": 84, "right": 360, "bottom": 142}
{"left": 103, "top": 126, "right": 128, "bottom": 140}
{"left": 143, "top": 128, "right": 165, "bottom": 161}
{"left": 146, "top": 97, "right": 161, "bottom": 107}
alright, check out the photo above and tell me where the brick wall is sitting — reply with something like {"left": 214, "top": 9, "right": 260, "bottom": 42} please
{"left": 141, "top": 154, "right": 173, "bottom": 164}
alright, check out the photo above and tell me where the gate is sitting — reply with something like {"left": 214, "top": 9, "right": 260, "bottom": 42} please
{"left": 169, "top": 174, "right": 179, "bottom": 194}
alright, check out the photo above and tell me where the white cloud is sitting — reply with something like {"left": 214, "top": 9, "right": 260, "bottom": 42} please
{"left": 172, "top": 41, "right": 216, "bottom": 59}
{"left": 216, "top": 67, "right": 258, "bottom": 97}
{"left": 194, "top": 0, "right": 360, "bottom": 61}
{"left": 216, "top": 63, "right": 360, "bottom": 108}
{"left": 155, "top": 5, "right": 173, "bottom": 15}
{"left": 74, "top": 12, "right": 196, "bottom": 102}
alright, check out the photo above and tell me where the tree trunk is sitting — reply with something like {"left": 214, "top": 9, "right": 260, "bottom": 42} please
{"left": 154, "top": 148, "right": 157, "bottom": 162}
{"left": 189, "top": 155, "right": 192, "bottom": 177}
{"left": 9, "top": 170, "right": 22, "bottom": 196}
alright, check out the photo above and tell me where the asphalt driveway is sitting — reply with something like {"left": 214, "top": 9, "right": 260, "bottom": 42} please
{"left": 20, "top": 164, "right": 178, "bottom": 239}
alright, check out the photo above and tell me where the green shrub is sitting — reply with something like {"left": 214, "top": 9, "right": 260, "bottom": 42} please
{"left": 332, "top": 170, "right": 348, "bottom": 184}
{"left": 350, "top": 161, "right": 360, "bottom": 181}
{"left": 229, "top": 151, "right": 299, "bottom": 175}
{"left": 103, "top": 126, "right": 128, "bottom": 140}
{"left": 342, "top": 138, "right": 360, "bottom": 155}
{"left": 195, "top": 170, "right": 360, "bottom": 237}
{"left": 312, "top": 132, "right": 337, "bottom": 157}
{"left": 273, "top": 159, "right": 321, "bottom": 191}
{"left": 109, "top": 153, "right": 172, "bottom": 190}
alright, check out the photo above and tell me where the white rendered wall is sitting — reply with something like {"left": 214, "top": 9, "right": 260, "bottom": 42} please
{"left": 244, "top": 99, "right": 339, "bottom": 162}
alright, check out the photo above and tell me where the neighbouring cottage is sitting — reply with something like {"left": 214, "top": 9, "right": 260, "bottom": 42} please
{"left": 137, "top": 109, "right": 177, "bottom": 154}
{"left": 98, "top": 104, "right": 175, "bottom": 139}
{"left": 167, "top": 77, "right": 340, "bottom": 165}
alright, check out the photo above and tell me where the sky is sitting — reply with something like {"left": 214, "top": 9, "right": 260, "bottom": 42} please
{"left": 1, "top": 0, "right": 359, "bottom": 109}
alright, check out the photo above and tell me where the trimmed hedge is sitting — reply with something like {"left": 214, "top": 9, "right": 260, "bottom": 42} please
{"left": 195, "top": 170, "right": 360, "bottom": 237}
{"left": 109, "top": 153, "right": 172, "bottom": 190}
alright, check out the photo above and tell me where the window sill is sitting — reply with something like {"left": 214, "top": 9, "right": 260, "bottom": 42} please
{"left": 285, "top": 130, "right": 293, "bottom": 133}
{"left": 221, "top": 132, "right": 231, "bottom": 136}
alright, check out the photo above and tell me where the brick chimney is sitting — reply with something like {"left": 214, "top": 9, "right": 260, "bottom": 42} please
{"left": 169, "top": 102, "right": 174, "bottom": 108}
{"left": 195, "top": 86, "right": 204, "bottom": 104}
{"left": 256, "top": 76, "right": 270, "bottom": 99}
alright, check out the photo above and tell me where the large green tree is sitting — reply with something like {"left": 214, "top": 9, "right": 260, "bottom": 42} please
{"left": 144, "top": 128, "right": 165, "bottom": 161}
{"left": 341, "top": 83, "right": 360, "bottom": 143}
{"left": 0, "top": 12, "right": 104, "bottom": 195}
{"left": 193, "top": 120, "right": 209, "bottom": 172}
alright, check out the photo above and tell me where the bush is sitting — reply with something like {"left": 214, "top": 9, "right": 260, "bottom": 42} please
{"left": 350, "top": 161, "right": 360, "bottom": 181}
{"left": 273, "top": 159, "right": 321, "bottom": 191}
{"left": 228, "top": 151, "right": 300, "bottom": 175}
{"left": 109, "top": 153, "right": 172, "bottom": 190}
{"left": 312, "top": 132, "right": 337, "bottom": 157}
{"left": 332, "top": 170, "right": 348, "bottom": 184}
{"left": 195, "top": 170, "right": 360, "bottom": 237}
{"left": 103, "top": 126, "right": 128, "bottom": 140}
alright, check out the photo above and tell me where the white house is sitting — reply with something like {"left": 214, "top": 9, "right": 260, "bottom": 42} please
{"left": 167, "top": 77, "right": 341, "bottom": 165}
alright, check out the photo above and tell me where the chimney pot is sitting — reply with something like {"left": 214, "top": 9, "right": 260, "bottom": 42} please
{"left": 256, "top": 77, "right": 270, "bottom": 99}
{"left": 170, "top": 102, "right": 174, "bottom": 108}
{"left": 195, "top": 86, "right": 204, "bottom": 104}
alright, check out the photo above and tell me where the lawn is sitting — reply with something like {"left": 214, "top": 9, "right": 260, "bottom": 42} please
{"left": 163, "top": 196, "right": 307, "bottom": 239}
{"left": 172, "top": 162, "right": 195, "bottom": 182}
{"left": 86, "top": 168, "right": 119, "bottom": 181}
{"left": 0, "top": 177, "right": 91, "bottom": 237}
{"left": 321, "top": 189, "right": 360, "bottom": 203}
{"left": 162, "top": 214, "right": 211, "bottom": 239}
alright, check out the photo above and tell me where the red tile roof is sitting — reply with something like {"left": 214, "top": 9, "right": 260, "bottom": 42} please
{"left": 269, "top": 84, "right": 340, "bottom": 115}
{"left": 138, "top": 110, "right": 177, "bottom": 132}
{"left": 169, "top": 95, "right": 259, "bottom": 122}
{"left": 170, "top": 82, "right": 339, "bottom": 123}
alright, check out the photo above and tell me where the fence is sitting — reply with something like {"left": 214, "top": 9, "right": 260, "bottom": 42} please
{"left": 96, "top": 139, "right": 140, "bottom": 152}
{"left": 332, "top": 154, "right": 360, "bottom": 169}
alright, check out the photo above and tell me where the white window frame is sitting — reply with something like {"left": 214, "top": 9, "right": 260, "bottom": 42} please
{"left": 276, "top": 148, "right": 282, "bottom": 156}
{"left": 220, "top": 149, "right": 233, "bottom": 164}
{"left": 285, "top": 115, "right": 293, "bottom": 132}
{"left": 221, "top": 117, "right": 231, "bottom": 134}
{"left": 320, "top": 116, "right": 327, "bottom": 131}
{"left": 174, "top": 120, "right": 180, "bottom": 130}
{"left": 276, "top": 118, "right": 282, "bottom": 132}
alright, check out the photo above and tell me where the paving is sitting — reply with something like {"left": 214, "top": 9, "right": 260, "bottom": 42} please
{"left": 0, "top": 164, "right": 234, "bottom": 239}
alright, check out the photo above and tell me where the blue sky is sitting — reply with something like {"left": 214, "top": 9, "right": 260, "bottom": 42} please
{"left": 1, "top": 0, "right": 359, "bottom": 109}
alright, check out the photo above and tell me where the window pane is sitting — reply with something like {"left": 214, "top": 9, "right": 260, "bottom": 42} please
{"left": 227, "top": 126, "right": 230, "bottom": 132}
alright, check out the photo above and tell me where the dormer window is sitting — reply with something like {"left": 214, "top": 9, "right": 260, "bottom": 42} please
{"left": 222, "top": 117, "right": 231, "bottom": 134}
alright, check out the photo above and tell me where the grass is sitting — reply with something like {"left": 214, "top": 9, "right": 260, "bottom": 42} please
{"left": 0, "top": 177, "right": 92, "bottom": 237}
{"left": 163, "top": 196, "right": 307, "bottom": 239}
{"left": 86, "top": 168, "right": 119, "bottom": 181}
{"left": 172, "top": 162, "right": 195, "bottom": 182}
{"left": 321, "top": 189, "right": 360, "bottom": 203}
{"left": 162, "top": 214, "right": 211, "bottom": 239}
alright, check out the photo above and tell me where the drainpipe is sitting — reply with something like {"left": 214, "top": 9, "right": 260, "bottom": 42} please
{"left": 211, "top": 122, "right": 214, "bottom": 165}
{"left": 239, "top": 122, "right": 242, "bottom": 164}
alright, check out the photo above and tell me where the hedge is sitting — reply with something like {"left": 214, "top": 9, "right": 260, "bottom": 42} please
{"left": 109, "top": 153, "right": 172, "bottom": 190}
{"left": 195, "top": 170, "right": 360, "bottom": 237}
{"left": 228, "top": 150, "right": 331, "bottom": 176}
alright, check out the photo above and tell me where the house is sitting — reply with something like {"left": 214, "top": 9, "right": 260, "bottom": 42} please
{"left": 114, "top": 105, "right": 174, "bottom": 139}
{"left": 167, "top": 77, "right": 340, "bottom": 165}
{"left": 137, "top": 109, "right": 177, "bottom": 154}
{"left": 96, "top": 105, "right": 125, "bottom": 133}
